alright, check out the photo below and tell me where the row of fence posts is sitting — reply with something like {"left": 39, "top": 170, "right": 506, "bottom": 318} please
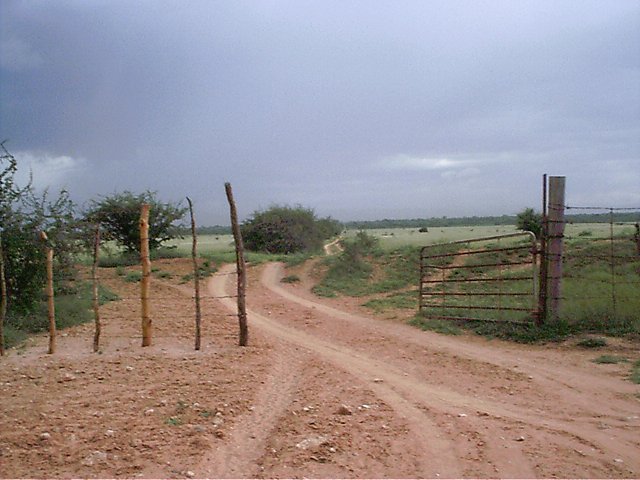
{"left": 0, "top": 182, "right": 248, "bottom": 356}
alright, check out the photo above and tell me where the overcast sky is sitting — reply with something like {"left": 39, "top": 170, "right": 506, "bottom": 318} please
{"left": 1, "top": 0, "right": 639, "bottom": 225}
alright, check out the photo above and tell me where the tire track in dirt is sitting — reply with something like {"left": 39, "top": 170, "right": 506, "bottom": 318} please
{"left": 209, "top": 264, "right": 462, "bottom": 478}
{"left": 262, "top": 262, "right": 638, "bottom": 421}
{"left": 196, "top": 345, "right": 308, "bottom": 478}
{"left": 256, "top": 263, "right": 640, "bottom": 477}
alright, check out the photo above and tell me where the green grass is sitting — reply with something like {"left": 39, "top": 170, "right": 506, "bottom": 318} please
{"left": 281, "top": 275, "right": 301, "bottom": 284}
{"left": 165, "top": 417, "right": 182, "bottom": 426}
{"left": 124, "top": 271, "right": 142, "bottom": 283}
{"left": 409, "top": 316, "right": 462, "bottom": 335}
{"left": 3, "top": 283, "right": 119, "bottom": 350}
{"left": 592, "top": 355, "right": 628, "bottom": 364}
{"left": 363, "top": 291, "right": 417, "bottom": 313}
{"left": 576, "top": 337, "right": 608, "bottom": 348}
{"left": 630, "top": 360, "right": 640, "bottom": 384}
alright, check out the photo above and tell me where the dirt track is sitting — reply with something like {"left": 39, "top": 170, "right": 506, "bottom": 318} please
{"left": 1, "top": 258, "right": 639, "bottom": 478}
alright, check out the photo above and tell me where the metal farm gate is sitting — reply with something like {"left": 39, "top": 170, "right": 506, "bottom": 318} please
{"left": 419, "top": 232, "right": 539, "bottom": 324}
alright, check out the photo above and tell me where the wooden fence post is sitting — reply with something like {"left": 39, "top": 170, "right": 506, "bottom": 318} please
{"left": 38, "top": 231, "right": 57, "bottom": 354}
{"left": 547, "top": 176, "right": 566, "bottom": 322}
{"left": 0, "top": 234, "right": 6, "bottom": 356}
{"left": 187, "top": 197, "right": 202, "bottom": 351}
{"left": 224, "top": 183, "right": 248, "bottom": 347}
{"left": 140, "top": 204, "right": 152, "bottom": 347}
{"left": 92, "top": 225, "right": 101, "bottom": 353}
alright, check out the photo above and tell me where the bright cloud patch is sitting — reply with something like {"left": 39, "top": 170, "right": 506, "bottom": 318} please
{"left": 14, "top": 151, "right": 86, "bottom": 190}
{"left": 379, "top": 155, "right": 481, "bottom": 171}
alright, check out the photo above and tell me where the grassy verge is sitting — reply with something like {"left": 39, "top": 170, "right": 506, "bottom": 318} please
{"left": 3, "top": 283, "right": 120, "bottom": 351}
{"left": 312, "top": 231, "right": 639, "bottom": 346}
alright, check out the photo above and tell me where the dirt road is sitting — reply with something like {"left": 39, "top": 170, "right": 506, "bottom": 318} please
{"left": 204, "top": 262, "right": 640, "bottom": 478}
{"left": 1, "top": 258, "right": 639, "bottom": 478}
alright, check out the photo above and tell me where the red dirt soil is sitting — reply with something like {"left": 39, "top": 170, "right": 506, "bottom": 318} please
{"left": 1, "top": 258, "right": 639, "bottom": 478}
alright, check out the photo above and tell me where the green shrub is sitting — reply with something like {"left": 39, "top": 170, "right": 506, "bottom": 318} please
{"left": 241, "top": 205, "right": 341, "bottom": 254}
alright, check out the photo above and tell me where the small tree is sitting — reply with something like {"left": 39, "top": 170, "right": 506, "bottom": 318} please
{"left": 516, "top": 208, "right": 542, "bottom": 239}
{"left": 242, "top": 205, "right": 341, "bottom": 254}
{"left": 86, "top": 191, "right": 187, "bottom": 253}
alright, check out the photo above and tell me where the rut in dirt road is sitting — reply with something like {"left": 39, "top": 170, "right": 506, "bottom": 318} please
{"left": 204, "top": 263, "right": 639, "bottom": 478}
{"left": 208, "top": 264, "right": 461, "bottom": 478}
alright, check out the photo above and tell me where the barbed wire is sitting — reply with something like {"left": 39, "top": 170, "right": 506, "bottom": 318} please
{"left": 565, "top": 205, "right": 640, "bottom": 211}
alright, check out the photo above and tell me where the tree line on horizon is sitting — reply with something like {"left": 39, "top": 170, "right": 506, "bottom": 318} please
{"left": 192, "top": 211, "right": 639, "bottom": 235}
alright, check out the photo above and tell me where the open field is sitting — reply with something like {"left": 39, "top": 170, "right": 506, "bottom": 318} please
{"left": 344, "top": 223, "right": 637, "bottom": 250}
{"left": 164, "top": 222, "right": 637, "bottom": 256}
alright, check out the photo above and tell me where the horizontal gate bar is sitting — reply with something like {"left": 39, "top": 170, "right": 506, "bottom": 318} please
{"left": 420, "top": 291, "right": 532, "bottom": 296}
{"left": 420, "top": 304, "right": 535, "bottom": 312}
{"left": 422, "top": 245, "right": 532, "bottom": 260}
{"left": 422, "top": 259, "right": 534, "bottom": 270}
{"left": 421, "top": 276, "right": 533, "bottom": 283}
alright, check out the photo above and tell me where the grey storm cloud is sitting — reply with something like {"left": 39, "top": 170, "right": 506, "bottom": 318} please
{"left": 1, "top": 0, "right": 639, "bottom": 224}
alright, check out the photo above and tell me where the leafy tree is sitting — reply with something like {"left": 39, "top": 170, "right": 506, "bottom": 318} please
{"left": 86, "top": 191, "right": 187, "bottom": 253}
{"left": 516, "top": 208, "right": 543, "bottom": 239}
{"left": 241, "top": 205, "right": 341, "bottom": 254}
{"left": 1, "top": 143, "right": 80, "bottom": 315}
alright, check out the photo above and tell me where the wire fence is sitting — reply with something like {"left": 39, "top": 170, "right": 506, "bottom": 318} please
{"left": 559, "top": 205, "right": 640, "bottom": 323}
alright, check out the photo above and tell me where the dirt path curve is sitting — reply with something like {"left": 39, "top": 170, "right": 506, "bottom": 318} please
{"left": 206, "top": 262, "right": 639, "bottom": 478}
{"left": 323, "top": 237, "right": 343, "bottom": 255}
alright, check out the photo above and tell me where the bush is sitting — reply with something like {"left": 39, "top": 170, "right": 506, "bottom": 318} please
{"left": 86, "top": 191, "right": 186, "bottom": 253}
{"left": 241, "top": 205, "right": 341, "bottom": 254}
{"left": 516, "top": 208, "right": 542, "bottom": 239}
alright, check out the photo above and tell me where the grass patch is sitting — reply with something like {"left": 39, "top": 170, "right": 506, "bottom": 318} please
{"left": 630, "top": 360, "right": 640, "bottom": 384}
{"left": 281, "top": 275, "right": 301, "bottom": 284}
{"left": 124, "top": 271, "right": 142, "bottom": 283}
{"left": 363, "top": 291, "right": 417, "bottom": 313}
{"left": 592, "top": 355, "right": 628, "bottom": 364}
{"left": 153, "top": 270, "right": 172, "bottom": 279}
{"left": 99, "top": 252, "right": 139, "bottom": 268}
{"left": 576, "top": 337, "right": 607, "bottom": 348}
{"left": 165, "top": 416, "right": 182, "bottom": 427}
{"left": 3, "top": 283, "right": 119, "bottom": 350}
{"left": 409, "top": 316, "right": 462, "bottom": 335}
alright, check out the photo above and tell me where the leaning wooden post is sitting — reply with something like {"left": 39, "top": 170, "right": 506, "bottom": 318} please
{"left": 40, "top": 231, "right": 56, "bottom": 354}
{"left": 0, "top": 233, "right": 6, "bottom": 356}
{"left": 224, "top": 183, "right": 248, "bottom": 346}
{"left": 92, "top": 225, "right": 101, "bottom": 353}
{"left": 547, "top": 176, "right": 566, "bottom": 322}
{"left": 186, "top": 197, "right": 202, "bottom": 351}
{"left": 140, "top": 203, "right": 152, "bottom": 347}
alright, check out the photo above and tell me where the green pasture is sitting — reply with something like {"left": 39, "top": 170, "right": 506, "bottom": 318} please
{"left": 168, "top": 234, "right": 236, "bottom": 256}
{"left": 344, "top": 222, "right": 636, "bottom": 250}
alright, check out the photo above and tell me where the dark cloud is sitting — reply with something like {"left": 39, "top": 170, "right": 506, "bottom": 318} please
{"left": 1, "top": 0, "right": 638, "bottom": 223}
